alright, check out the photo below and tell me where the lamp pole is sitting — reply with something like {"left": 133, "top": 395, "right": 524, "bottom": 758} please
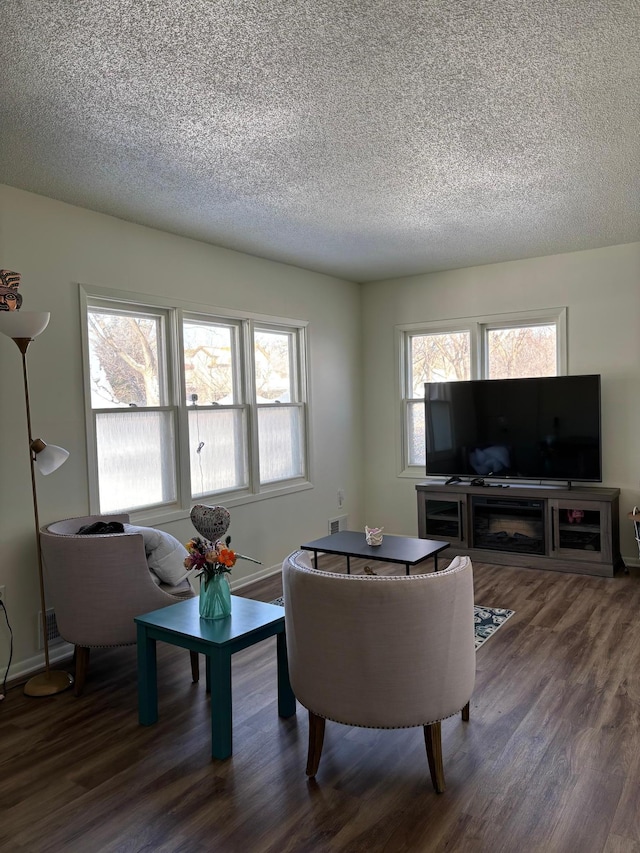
{"left": 14, "top": 338, "right": 62, "bottom": 696}
{"left": 0, "top": 318, "right": 73, "bottom": 696}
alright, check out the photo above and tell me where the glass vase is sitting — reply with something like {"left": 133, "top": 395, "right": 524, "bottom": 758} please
{"left": 199, "top": 573, "right": 232, "bottom": 620}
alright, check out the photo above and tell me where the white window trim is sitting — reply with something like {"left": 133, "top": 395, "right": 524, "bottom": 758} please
{"left": 248, "top": 320, "right": 309, "bottom": 489}
{"left": 396, "top": 307, "right": 568, "bottom": 478}
{"left": 79, "top": 284, "right": 311, "bottom": 525}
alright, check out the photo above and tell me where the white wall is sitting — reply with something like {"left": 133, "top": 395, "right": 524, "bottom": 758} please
{"left": 360, "top": 243, "right": 640, "bottom": 562}
{"left": 0, "top": 184, "right": 364, "bottom": 678}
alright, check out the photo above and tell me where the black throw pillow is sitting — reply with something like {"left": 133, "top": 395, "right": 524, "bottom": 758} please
{"left": 77, "top": 521, "right": 125, "bottom": 535}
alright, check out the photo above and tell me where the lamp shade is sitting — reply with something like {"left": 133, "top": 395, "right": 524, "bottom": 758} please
{"left": 32, "top": 440, "right": 70, "bottom": 475}
{"left": 0, "top": 311, "right": 50, "bottom": 340}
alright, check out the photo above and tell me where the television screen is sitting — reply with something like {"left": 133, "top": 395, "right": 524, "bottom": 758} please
{"left": 424, "top": 374, "right": 602, "bottom": 483}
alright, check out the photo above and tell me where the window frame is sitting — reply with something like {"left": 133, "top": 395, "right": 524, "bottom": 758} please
{"left": 397, "top": 308, "right": 567, "bottom": 477}
{"left": 180, "top": 312, "right": 250, "bottom": 501}
{"left": 80, "top": 285, "right": 311, "bottom": 525}
{"left": 250, "top": 321, "right": 309, "bottom": 487}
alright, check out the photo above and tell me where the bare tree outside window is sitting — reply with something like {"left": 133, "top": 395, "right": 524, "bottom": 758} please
{"left": 88, "top": 311, "right": 161, "bottom": 407}
{"left": 410, "top": 332, "right": 471, "bottom": 395}
{"left": 487, "top": 325, "right": 556, "bottom": 379}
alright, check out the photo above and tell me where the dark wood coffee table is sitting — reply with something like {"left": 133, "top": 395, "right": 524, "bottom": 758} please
{"left": 301, "top": 530, "right": 450, "bottom": 575}
{"left": 135, "top": 595, "right": 296, "bottom": 760}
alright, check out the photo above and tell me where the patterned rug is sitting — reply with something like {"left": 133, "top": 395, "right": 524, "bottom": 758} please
{"left": 269, "top": 598, "right": 514, "bottom": 650}
{"left": 472, "top": 605, "right": 515, "bottom": 649}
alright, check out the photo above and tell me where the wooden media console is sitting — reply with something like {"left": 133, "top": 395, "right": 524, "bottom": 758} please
{"left": 416, "top": 481, "right": 621, "bottom": 577}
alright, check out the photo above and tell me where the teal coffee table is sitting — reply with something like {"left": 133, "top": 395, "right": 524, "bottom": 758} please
{"left": 135, "top": 595, "right": 296, "bottom": 759}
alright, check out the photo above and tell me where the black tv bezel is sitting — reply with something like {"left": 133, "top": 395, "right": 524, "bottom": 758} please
{"left": 424, "top": 374, "right": 603, "bottom": 485}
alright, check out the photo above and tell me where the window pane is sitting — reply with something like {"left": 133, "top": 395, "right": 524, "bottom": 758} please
{"left": 254, "top": 330, "right": 292, "bottom": 402}
{"left": 487, "top": 325, "right": 557, "bottom": 379}
{"left": 188, "top": 408, "right": 248, "bottom": 497}
{"left": 88, "top": 310, "right": 164, "bottom": 408}
{"left": 183, "top": 320, "right": 236, "bottom": 404}
{"left": 408, "top": 401, "right": 425, "bottom": 466}
{"left": 410, "top": 332, "right": 471, "bottom": 395}
{"left": 258, "top": 406, "right": 303, "bottom": 483}
{"left": 96, "top": 411, "right": 176, "bottom": 512}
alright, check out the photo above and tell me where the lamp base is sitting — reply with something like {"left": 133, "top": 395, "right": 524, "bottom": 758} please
{"left": 24, "top": 669, "right": 74, "bottom": 697}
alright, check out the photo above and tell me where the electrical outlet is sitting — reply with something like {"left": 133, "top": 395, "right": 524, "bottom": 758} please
{"left": 0, "top": 586, "right": 5, "bottom": 605}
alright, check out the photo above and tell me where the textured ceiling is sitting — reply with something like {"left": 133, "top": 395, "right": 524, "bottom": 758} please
{"left": 1, "top": 1, "right": 639, "bottom": 282}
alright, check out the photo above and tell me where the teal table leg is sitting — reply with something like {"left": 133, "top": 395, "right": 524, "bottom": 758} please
{"left": 277, "top": 631, "right": 296, "bottom": 718}
{"left": 209, "top": 649, "right": 233, "bottom": 759}
{"left": 137, "top": 623, "right": 158, "bottom": 725}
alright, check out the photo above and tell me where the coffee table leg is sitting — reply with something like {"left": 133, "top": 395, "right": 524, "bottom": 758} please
{"left": 277, "top": 631, "right": 296, "bottom": 718}
{"left": 209, "top": 649, "right": 233, "bottom": 760}
{"left": 137, "top": 624, "right": 158, "bottom": 726}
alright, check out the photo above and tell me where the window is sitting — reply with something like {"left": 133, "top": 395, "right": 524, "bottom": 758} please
{"left": 485, "top": 323, "right": 557, "bottom": 379}
{"left": 406, "top": 331, "right": 471, "bottom": 467}
{"left": 254, "top": 327, "right": 305, "bottom": 484}
{"left": 82, "top": 289, "right": 309, "bottom": 517}
{"left": 184, "top": 317, "right": 248, "bottom": 498}
{"left": 400, "top": 309, "right": 566, "bottom": 473}
{"left": 86, "top": 304, "right": 178, "bottom": 514}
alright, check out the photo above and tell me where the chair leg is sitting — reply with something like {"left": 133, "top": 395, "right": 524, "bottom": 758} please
{"left": 306, "top": 711, "right": 326, "bottom": 777}
{"left": 424, "top": 721, "right": 445, "bottom": 793}
{"left": 74, "top": 646, "right": 90, "bottom": 696}
{"left": 462, "top": 701, "right": 470, "bottom": 722}
{"left": 190, "top": 651, "right": 199, "bottom": 682}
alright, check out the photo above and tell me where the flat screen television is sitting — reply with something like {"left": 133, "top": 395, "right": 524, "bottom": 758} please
{"left": 424, "top": 374, "right": 602, "bottom": 483}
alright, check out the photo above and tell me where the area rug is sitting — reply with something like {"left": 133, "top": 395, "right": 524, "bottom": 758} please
{"left": 269, "top": 598, "right": 514, "bottom": 650}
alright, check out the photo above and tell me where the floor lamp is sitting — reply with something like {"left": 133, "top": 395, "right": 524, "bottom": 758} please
{"left": 0, "top": 311, "right": 74, "bottom": 696}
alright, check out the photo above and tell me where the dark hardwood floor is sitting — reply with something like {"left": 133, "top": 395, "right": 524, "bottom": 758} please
{"left": 2, "top": 557, "right": 640, "bottom": 853}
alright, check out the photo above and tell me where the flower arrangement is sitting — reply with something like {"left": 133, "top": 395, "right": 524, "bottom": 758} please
{"left": 184, "top": 535, "right": 259, "bottom": 582}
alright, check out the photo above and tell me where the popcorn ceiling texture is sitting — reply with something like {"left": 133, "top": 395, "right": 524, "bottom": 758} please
{"left": 0, "top": 0, "right": 638, "bottom": 281}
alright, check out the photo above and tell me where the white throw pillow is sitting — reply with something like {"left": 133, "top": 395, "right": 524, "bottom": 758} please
{"left": 123, "top": 524, "right": 190, "bottom": 586}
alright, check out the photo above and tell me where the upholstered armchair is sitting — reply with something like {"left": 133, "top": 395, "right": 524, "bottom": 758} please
{"left": 40, "top": 514, "right": 198, "bottom": 695}
{"left": 282, "top": 550, "right": 475, "bottom": 793}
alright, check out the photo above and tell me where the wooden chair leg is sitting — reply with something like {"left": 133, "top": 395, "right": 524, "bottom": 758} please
{"left": 306, "top": 711, "right": 326, "bottom": 777}
{"left": 424, "top": 721, "right": 445, "bottom": 793}
{"left": 190, "top": 651, "right": 199, "bottom": 682}
{"left": 462, "top": 701, "right": 470, "bottom": 722}
{"left": 74, "top": 646, "right": 90, "bottom": 696}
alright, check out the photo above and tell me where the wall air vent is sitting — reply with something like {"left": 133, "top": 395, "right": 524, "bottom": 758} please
{"left": 328, "top": 515, "right": 348, "bottom": 535}
{"left": 38, "top": 608, "right": 62, "bottom": 649}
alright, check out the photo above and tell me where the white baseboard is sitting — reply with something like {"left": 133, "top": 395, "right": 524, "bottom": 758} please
{"left": 230, "top": 562, "right": 282, "bottom": 591}
{"left": 8, "top": 641, "right": 74, "bottom": 685}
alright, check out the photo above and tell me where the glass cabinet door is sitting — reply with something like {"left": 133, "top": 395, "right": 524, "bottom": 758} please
{"left": 423, "top": 496, "right": 466, "bottom": 545}
{"left": 550, "top": 500, "right": 608, "bottom": 562}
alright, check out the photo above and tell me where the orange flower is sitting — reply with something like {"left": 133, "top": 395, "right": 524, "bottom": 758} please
{"left": 217, "top": 547, "right": 237, "bottom": 568}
